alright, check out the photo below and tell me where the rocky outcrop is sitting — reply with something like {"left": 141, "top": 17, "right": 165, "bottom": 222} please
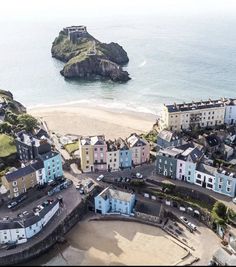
{"left": 0, "top": 89, "right": 26, "bottom": 114}
{"left": 51, "top": 27, "right": 130, "bottom": 82}
{"left": 61, "top": 56, "right": 130, "bottom": 82}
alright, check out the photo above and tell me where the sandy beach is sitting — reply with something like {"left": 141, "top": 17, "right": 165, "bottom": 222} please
{"left": 28, "top": 104, "right": 156, "bottom": 139}
{"left": 26, "top": 219, "right": 194, "bottom": 266}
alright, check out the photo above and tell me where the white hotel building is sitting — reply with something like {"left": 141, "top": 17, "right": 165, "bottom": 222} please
{"left": 159, "top": 98, "right": 236, "bottom": 132}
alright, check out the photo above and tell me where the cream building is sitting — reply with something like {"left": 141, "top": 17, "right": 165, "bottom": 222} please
{"left": 79, "top": 137, "right": 94, "bottom": 173}
{"left": 160, "top": 98, "right": 226, "bottom": 132}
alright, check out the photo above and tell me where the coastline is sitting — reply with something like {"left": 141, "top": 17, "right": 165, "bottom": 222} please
{"left": 28, "top": 103, "right": 157, "bottom": 139}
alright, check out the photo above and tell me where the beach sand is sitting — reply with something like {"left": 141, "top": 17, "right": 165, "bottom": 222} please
{"left": 28, "top": 105, "right": 156, "bottom": 139}
{"left": 26, "top": 220, "right": 192, "bottom": 266}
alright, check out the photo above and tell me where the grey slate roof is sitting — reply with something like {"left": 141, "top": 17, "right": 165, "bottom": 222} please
{"left": 134, "top": 200, "right": 162, "bottom": 217}
{"left": 0, "top": 220, "right": 24, "bottom": 230}
{"left": 165, "top": 98, "right": 226, "bottom": 113}
{"left": 38, "top": 151, "right": 59, "bottom": 161}
{"left": 205, "top": 134, "right": 220, "bottom": 147}
{"left": 197, "top": 163, "right": 217, "bottom": 176}
{"left": 5, "top": 165, "right": 35, "bottom": 182}
{"left": 158, "top": 130, "right": 181, "bottom": 142}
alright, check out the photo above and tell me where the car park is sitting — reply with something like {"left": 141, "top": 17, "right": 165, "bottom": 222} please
{"left": 96, "top": 174, "right": 104, "bottom": 181}
{"left": 180, "top": 216, "right": 189, "bottom": 224}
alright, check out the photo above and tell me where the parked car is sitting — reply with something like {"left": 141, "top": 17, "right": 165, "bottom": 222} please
{"left": 180, "top": 216, "right": 189, "bottom": 224}
{"left": 7, "top": 201, "right": 17, "bottom": 209}
{"left": 22, "top": 211, "right": 29, "bottom": 216}
{"left": 6, "top": 244, "right": 17, "bottom": 250}
{"left": 233, "top": 197, "right": 236, "bottom": 204}
{"left": 17, "top": 213, "right": 24, "bottom": 218}
{"left": 96, "top": 174, "right": 104, "bottom": 181}
{"left": 136, "top": 172, "right": 143, "bottom": 179}
{"left": 125, "top": 178, "right": 130, "bottom": 183}
{"left": 188, "top": 222, "right": 197, "bottom": 231}
{"left": 3, "top": 216, "right": 9, "bottom": 221}
{"left": 76, "top": 184, "right": 81, "bottom": 190}
{"left": 79, "top": 188, "right": 84, "bottom": 194}
{"left": 42, "top": 201, "right": 49, "bottom": 207}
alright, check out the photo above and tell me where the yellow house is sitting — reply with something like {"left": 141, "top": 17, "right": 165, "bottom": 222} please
{"left": 79, "top": 137, "right": 94, "bottom": 172}
{"left": 2, "top": 165, "right": 37, "bottom": 199}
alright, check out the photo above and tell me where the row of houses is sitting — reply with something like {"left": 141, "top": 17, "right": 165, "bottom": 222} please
{"left": 159, "top": 97, "right": 236, "bottom": 132}
{"left": 2, "top": 130, "right": 63, "bottom": 199}
{"left": 94, "top": 186, "right": 164, "bottom": 224}
{"left": 156, "top": 141, "right": 236, "bottom": 197}
{"left": 79, "top": 133, "right": 150, "bottom": 173}
{"left": 0, "top": 199, "right": 59, "bottom": 245}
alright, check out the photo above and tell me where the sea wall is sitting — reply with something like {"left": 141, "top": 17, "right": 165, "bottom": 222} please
{"left": 0, "top": 199, "right": 88, "bottom": 266}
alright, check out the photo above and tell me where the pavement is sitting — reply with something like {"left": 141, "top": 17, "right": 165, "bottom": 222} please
{"left": 148, "top": 173, "right": 236, "bottom": 212}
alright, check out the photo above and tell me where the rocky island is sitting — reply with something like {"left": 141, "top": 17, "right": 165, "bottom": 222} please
{"left": 51, "top": 26, "right": 130, "bottom": 82}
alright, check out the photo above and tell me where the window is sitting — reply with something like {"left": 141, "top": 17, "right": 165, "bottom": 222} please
{"left": 227, "top": 187, "right": 231, "bottom": 192}
{"left": 208, "top": 178, "right": 213, "bottom": 183}
{"left": 94, "top": 148, "right": 97, "bottom": 151}
{"left": 197, "top": 174, "right": 201, "bottom": 179}
{"left": 86, "top": 151, "right": 88, "bottom": 155}
{"left": 218, "top": 184, "right": 222, "bottom": 189}
{"left": 87, "top": 160, "right": 89, "bottom": 164}
{"left": 159, "top": 159, "right": 162, "bottom": 163}
{"left": 100, "top": 148, "right": 103, "bottom": 151}
{"left": 188, "top": 171, "right": 191, "bottom": 175}
{"left": 180, "top": 163, "right": 182, "bottom": 167}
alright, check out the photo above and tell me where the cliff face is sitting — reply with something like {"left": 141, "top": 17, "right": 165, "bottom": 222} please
{"left": 0, "top": 89, "right": 26, "bottom": 114}
{"left": 51, "top": 27, "right": 130, "bottom": 82}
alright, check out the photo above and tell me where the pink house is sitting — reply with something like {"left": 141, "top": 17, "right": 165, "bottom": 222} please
{"left": 127, "top": 133, "right": 150, "bottom": 166}
{"left": 91, "top": 135, "right": 107, "bottom": 172}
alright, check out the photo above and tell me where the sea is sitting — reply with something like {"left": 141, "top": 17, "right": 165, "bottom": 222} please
{"left": 1, "top": 9, "right": 236, "bottom": 117}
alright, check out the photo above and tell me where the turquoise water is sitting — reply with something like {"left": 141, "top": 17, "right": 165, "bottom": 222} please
{"left": 0, "top": 13, "right": 236, "bottom": 115}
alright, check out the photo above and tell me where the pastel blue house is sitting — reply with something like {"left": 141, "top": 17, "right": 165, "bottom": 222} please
{"left": 94, "top": 187, "right": 135, "bottom": 215}
{"left": 185, "top": 162, "right": 197, "bottom": 184}
{"left": 117, "top": 138, "right": 132, "bottom": 169}
{"left": 38, "top": 151, "right": 63, "bottom": 182}
{"left": 214, "top": 170, "right": 236, "bottom": 197}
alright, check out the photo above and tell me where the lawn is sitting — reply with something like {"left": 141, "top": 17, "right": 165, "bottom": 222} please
{"left": 64, "top": 141, "right": 79, "bottom": 154}
{"left": 0, "top": 134, "right": 17, "bottom": 157}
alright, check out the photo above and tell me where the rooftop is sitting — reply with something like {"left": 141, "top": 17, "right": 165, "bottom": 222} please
{"left": 158, "top": 130, "right": 182, "bottom": 142}
{"left": 134, "top": 200, "right": 162, "bottom": 217}
{"left": 98, "top": 187, "right": 134, "bottom": 202}
{"left": 197, "top": 163, "right": 217, "bottom": 176}
{"left": 38, "top": 151, "right": 60, "bottom": 161}
{"left": 165, "top": 98, "right": 227, "bottom": 113}
{"left": 127, "top": 133, "right": 148, "bottom": 148}
{"left": 159, "top": 147, "right": 184, "bottom": 158}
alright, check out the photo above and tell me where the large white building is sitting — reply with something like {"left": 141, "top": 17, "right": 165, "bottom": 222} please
{"left": 159, "top": 98, "right": 236, "bottom": 132}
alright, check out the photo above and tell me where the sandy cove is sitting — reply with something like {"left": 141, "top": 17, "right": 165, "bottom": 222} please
{"left": 28, "top": 105, "right": 156, "bottom": 139}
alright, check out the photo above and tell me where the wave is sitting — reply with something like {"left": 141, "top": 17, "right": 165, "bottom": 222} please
{"left": 27, "top": 98, "right": 161, "bottom": 117}
{"left": 138, "top": 60, "right": 147, "bottom": 68}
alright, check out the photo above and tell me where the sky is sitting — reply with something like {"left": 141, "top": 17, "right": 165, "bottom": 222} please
{"left": 1, "top": 0, "right": 236, "bottom": 21}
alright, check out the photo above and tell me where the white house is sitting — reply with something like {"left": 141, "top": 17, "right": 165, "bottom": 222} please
{"left": 0, "top": 221, "right": 26, "bottom": 244}
{"left": 94, "top": 187, "right": 136, "bottom": 215}
{"left": 195, "top": 164, "right": 216, "bottom": 190}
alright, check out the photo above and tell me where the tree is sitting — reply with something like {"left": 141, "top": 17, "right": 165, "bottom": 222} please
{"left": 17, "top": 114, "right": 38, "bottom": 132}
{"left": 213, "top": 201, "right": 227, "bottom": 218}
{"left": 0, "top": 122, "right": 12, "bottom": 134}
